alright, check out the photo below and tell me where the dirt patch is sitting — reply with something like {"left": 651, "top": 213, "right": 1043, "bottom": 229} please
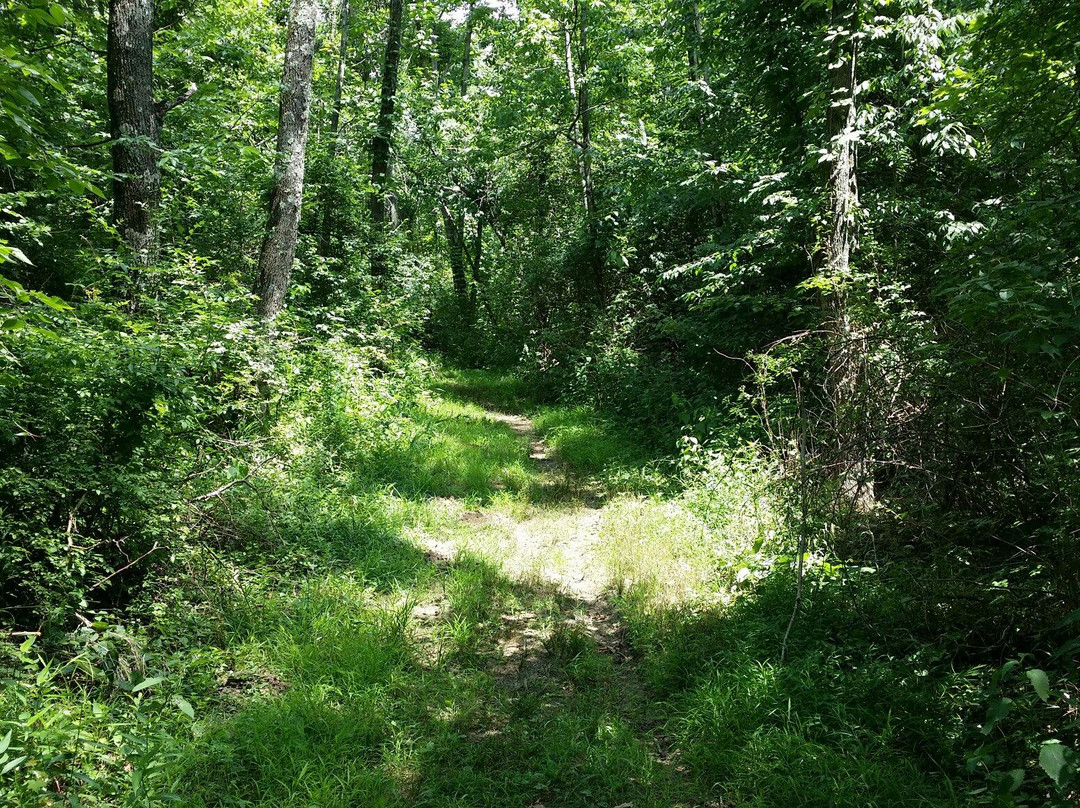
{"left": 485, "top": 411, "right": 560, "bottom": 474}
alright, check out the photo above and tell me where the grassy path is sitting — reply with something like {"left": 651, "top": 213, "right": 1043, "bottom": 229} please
{"left": 416, "top": 394, "right": 638, "bottom": 699}
{"left": 4, "top": 367, "right": 971, "bottom": 807}
{"left": 180, "top": 369, "right": 710, "bottom": 808}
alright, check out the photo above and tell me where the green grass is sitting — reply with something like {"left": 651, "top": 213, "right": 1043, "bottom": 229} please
{"left": 0, "top": 363, "right": 988, "bottom": 807}
{"left": 176, "top": 554, "right": 700, "bottom": 808}
{"left": 369, "top": 397, "right": 535, "bottom": 501}
{"left": 164, "top": 367, "right": 714, "bottom": 807}
{"left": 435, "top": 368, "right": 536, "bottom": 413}
{"left": 612, "top": 566, "right": 972, "bottom": 807}
{"left": 531, "top": 405, "right": 668, "bottom": 490}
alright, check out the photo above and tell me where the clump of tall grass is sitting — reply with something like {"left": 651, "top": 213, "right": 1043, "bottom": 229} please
{"left": 603, "top": 436, "right": 974, "bottom": 807}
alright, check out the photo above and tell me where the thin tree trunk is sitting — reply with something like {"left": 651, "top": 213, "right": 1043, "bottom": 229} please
{"left": 468, "top": 214, "right": 483, "bottom": 309}
{"left": 563, "top": 23, "right": 577, "bottom": 97}
{"left": 824, "top": 0, "right": 871, "bottom": 507}
{"left": 369, "top": 0, "right": 405, "bottom": 277}
{"left": 108, "top": 0, "right": 159, "bottom": 277}
{"left": 576, "top": 0, "right": 594, "bottom": 224}
{"left": 460, "top": 0, "right": 475, "bottom": 96}
{"left": 826, "top": 0, "right": 857, "bottom": 285}
{"left": 328, "top": 0, "right": 349, "bottom": 140}
{"left": 430, "top": 22, "right": 441, "bottom": 87}
{"left": 255, "top": 0, "right": 319, "bottom": 320}
{"left": 439, "top": 201, "right": 472, "bottom": 320}
{"left": 684, "top": 0, "right": 706, "bottom": 83}
{"left": 574, "top": 0, "right": 603, "bottom": 303}
{"left": 319, "top": 0, "right": 350, "bottom": 255}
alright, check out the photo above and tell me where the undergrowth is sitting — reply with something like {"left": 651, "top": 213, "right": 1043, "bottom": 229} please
{"left": 1, "top": 359, "right": 1076, "bottom": 806}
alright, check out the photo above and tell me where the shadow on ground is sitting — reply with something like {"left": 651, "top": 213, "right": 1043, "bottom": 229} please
{"left": 178, "top": 549, "right": 702, "bottom": 808}
{"left": 175, "top": 371, "right": 704, "bottom": 807}
{"left": 175, "top": 370, "right": 971, "bottom": 808}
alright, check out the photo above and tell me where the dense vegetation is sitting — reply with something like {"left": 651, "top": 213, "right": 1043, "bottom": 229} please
{"left": 1, "top": 0, "right": 1078, "bottom": 804}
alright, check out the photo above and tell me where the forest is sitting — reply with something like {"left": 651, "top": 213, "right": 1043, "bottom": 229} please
{"left": 1, "top": 0, "right": 1078, "bottom": 804}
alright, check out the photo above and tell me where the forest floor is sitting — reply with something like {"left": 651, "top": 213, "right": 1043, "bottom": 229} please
{"left": 4, "top": 367, "right": 973, "bottom": 807}
{"left": 179, "top": 369, "right": 715, "bottom": 807}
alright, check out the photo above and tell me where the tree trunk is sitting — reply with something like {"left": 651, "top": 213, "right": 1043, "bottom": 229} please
{"left": 439, "top": 201, "right": 472, "bottom": 321}
{"left": 824, "top": 0, "right": 871, "bottom": 507}
{"left": 255, "top": 0, "right": 319, "bottom": 320}
{"left": 319, "top": 0, "right": 350, "bottom": 256}
{"left": 565, "top": 1, "right": 603, "bottom": 304}
{"left": 684, "top": 0, "right": 706, "bottom": 83}
{"left": 826, "top": 0, "right": 858, "bottom": 286}
{"left": 430, "top": 21, "right": 441, "bottom": 87}
{"left": 467, "top": 213, "right": 484, "bottom": 311}
{"left": 369, "top": 0, "right": 405, "bottom": 277}
{"left": 575, "top": 0, "right": 594, "bottom": 224}
{"left": 328, "top": 0, "right": 349, "bottom": 141}
{"left": 107, "top": 0, "right": 159, "bottom": 276}
{"left": 460, "top": 1, "right": 475, "bottom": 96}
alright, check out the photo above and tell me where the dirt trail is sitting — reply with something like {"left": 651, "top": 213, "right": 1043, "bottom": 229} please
{"left": 483, "top": 410, "right": 562, "bottom": 475}
{"left": 419, "top": 408, "right": 626, "bottom": 668}
{"left": 407, "top": 398, "right": 697, "bottom": 803}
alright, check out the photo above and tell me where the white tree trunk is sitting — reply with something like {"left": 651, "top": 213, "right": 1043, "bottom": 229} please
{"left": 255, "top": 0, "right": 319, "bottom": 319}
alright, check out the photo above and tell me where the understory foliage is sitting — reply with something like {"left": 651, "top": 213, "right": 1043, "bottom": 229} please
{"left": 2, "top": 0, "right": 1079, "bottom": 804}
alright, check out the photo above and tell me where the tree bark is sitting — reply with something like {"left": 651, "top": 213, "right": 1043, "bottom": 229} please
{"left": 319, "top": 0, "right": 351, "bottom": 256}
{"left": 369, "top": 0, "right": 405, "bottom": 277}
{"left": 460, "top": 0, "right": 475, "bottom": 96}
{"left": 107, "top": 0, "right": 159, "bottom": 274}
{"left": 439, "top": 201, "right": 472, "bottom": 321}
{"left": 826, "top": 0, "right": 858, "bottom": 286}
{"left": 824, "top": 0, "right": 872, "bottom": 507}
{"left": 328, "top": 0, "right": 349, "bottom": 141}
{"left": 684, "top": 0, "right": 706, "bottom": 83}
{"left": 255, "top": 0, "right": 319, "bottom": 319}
{"left": 575, "top": 0, "right": 594, "bottom": 224}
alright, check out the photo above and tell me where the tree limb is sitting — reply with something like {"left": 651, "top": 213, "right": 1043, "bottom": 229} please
{"left": 155, "top": 82, "right": 198, "bottom": 123}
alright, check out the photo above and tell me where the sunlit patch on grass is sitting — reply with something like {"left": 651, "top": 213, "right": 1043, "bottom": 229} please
{"left": 598, "top": 496, "right": 719, "bottom": 605}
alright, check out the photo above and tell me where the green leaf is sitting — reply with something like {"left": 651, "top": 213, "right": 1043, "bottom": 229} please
{"left": 0, "top": 730, "right": 10, "bottom": 755}
{"left": 1027, "top": 669, "right": 1050, "bottom": 701}
{"left": 8, "top": 247, "right": 33, "bottom": 265}
{"left": 1039, "top": 740, "right": 1069, "bottom": 784}
{"left": 173, "top": 694, "right": 195, "bottom": 720}
{"left": 1, "top": 755, "right": 27, "bottom": 775}
{"left": 982, "top": 697, "right": 1013, "bottom": 734}
{"left": 131, "top": 675, "right": 165, "bottom": 693}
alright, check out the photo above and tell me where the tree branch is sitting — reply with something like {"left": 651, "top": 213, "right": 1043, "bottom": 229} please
{"left": 155, "top": 83, "right": 198, "bottom": 123}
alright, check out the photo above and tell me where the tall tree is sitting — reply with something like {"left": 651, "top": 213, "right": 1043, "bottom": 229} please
{"left": 684, "top": 0, "right": 705, "bottom": 83}
{"left": 460, "top": 0, "right": 476, "bottom": 96}
{"left": 319, "top": 0, "right": 351, "bottom": 255}
{"left": 107, "top": 0, "right": 196, "bottom": 282}
{"left": 564, "top": 0, "right": 602, "bottom": 303}
{"left": 823, "top": 0, "right": 870, "bottom": 505}
{"left": 825, "top": 0, "right": 858, "bottom": 288}
{"left": 107, "top": 0, "right": 159, "bottom": 274}
{"left": 255, "top": 0, "right": 320, "bottom": 319}
{"left": 368, "top": 0, "right": 406, "bottom": 276}
{"left": 439, "top": 199, "right": 473, "bottom": 319}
